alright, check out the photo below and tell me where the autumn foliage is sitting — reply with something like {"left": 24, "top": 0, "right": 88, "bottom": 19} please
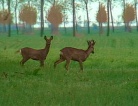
{"left": 47, "top": 5, "right": 63, "bottom": 27}
{"left": 19, "top": 5, "right": 37, "bottom": 25}
{"left": 0, "top": 10, "right": 12, "bottom": 24}
{"left": 46, "top": 5, "right": 63, "bottom": 35}
{"left": 122, "top": 4, "right": 136, "bottom": 32}
{"left": 123, "top": 4, "right": 136, "bottom": 23}
{"left": 96, "top": 4, "right": 107, "bottom": 23}
{"left": 96, "top": 3, "right": 107, "bottom": 35}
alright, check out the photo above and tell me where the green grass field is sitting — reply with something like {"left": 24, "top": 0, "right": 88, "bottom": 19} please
{"left": 0, "top": 32, "right": 138, "bottom": 106}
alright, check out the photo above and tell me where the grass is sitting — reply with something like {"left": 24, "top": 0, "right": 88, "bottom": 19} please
{"left": 0, "top": 32, "right": 138, "bottom": 106}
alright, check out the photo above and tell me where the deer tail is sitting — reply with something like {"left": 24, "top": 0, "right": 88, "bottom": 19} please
{"left": 15, "top": 49, "right": 21, "bottom": 54}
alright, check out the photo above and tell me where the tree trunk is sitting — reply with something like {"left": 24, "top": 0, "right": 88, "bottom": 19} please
{"left": 40, "top": 0, "right": 44, "bottom": 37}
{"left": 110, "top": 0, "right": 114, "bottom": 32}
{"left": 64, "top": 21, "right": 67, "bottom": 34}
{"left": 75, "top": 13, "right": 78, "bottom": 32}
{"left": 135, "top": 1, "right": 138, "bottom": 31}
{"left": 107, "top": 0, "right": 110, "bottom": 36}
{"left": 85, "top": 1, "right": 90, "bottom": 34}
{"left": 52, "top": 25, "right": 59, "bottom": 35}
{"left": 8, "top": 0, "right": 11, "bottom": 37}
{"left": 15, "top": 0, "right": 19, "bottom": 35}
{"left": 123, "top": 0, "right": 127, "bottom": 31}
{"left": 73, "top": 0, "right": 76, "bottom": 36}
{"left": 99, "top": 22, "right": 103, "bottom": 36}
{"left": 63, "top": 10, "right": 67, "bottom": 34}
{"left": 126, "top": 22, "right": 131, "bottom": 32}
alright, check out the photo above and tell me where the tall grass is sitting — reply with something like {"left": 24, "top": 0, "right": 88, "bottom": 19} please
{"left": 0, "top": 33, "right": 138, "bottom": 106}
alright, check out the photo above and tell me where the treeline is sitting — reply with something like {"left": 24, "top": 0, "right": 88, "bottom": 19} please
{"left": 0, "top": 0, "right": 138, "bottom": 36}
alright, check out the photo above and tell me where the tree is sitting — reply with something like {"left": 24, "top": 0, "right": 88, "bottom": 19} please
{"left": 109, "top": 0, "right": 114, "bottom": 32}
{"left": 47, "top": 4, "right": 63, "bottom": 35}
{"left": 46, "top": 0, "right": 71, "bottom": 34}
{"left": 0, "top": 0, "right": 6, "bottom": 33}
{"left": 19, "top": 4, "right": 37, "bottom": 33}
{"left": 134, "top": 0, "right": 138, "bottom": 31}
{"left": 96, "top": 3, "right": 107, "bottom": 35}
{"left": 83, "top": 0, "right": 90, "bottom": 34}
{"left": 61, "top": 0, "right": 71, "bottom": 34}
{"left": 0, "top": 0, "right": 5, "bottom": 10}
{"left": 0, "top": 9, "right": 12, "bottom": 33}
{"left": 123, "top": 0, "right": 127, "bottom": 31}
{"left": 0, "top": 10, "right": 12, "bottom": 24}
{"left": 73, "top": 0, "right": 76, "bottom": 36}
{"left": 40, "top": 0, "right": 44, "bottom": 37}
{"left": 13, "top": 0, "right": 21, "bottom": 35}
{"left": 8, "top": 0, "right": 11, "bottom": 37}
{"left": 107, "top": 0, "right": 110, "bottom": 36}
{"left": 122, "top": 3, "right": 136, "bottom": 32}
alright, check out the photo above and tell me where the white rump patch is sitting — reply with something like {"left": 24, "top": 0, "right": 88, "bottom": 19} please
{"left": 60, "top": 51, "right": 63, "bottom": 55}
{"left": 19, "top": 49, "right": 21, "bottom": 53}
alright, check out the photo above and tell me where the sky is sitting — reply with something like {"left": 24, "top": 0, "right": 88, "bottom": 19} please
{"left": 29, "top": 0, "right": 138, "bottom": 28}
{"left": 60, "top": 1, "right": 123, "bottom": 27}
{"left": 62, "top": 0, "right": 138, "bottom": 27}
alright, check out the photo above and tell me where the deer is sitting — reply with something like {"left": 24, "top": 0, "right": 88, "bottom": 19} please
{"left": 17, "top": 36, "right": 53, "bottom": 67}
{"left": 54, "top": 40, "right": 96, "bottom": 71}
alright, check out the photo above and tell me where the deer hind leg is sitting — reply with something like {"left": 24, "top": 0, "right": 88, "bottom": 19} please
{"left": 54, "top": 59, "right": 65, "bottom": 68}
{"left": 20, "top": 57, "right": 30, "bottom": 66}
{"left": 65, "top": 59, "right": 71, "bottom": 71}
{"left": 54, "top": 54, "right": 65, "bottom": 68}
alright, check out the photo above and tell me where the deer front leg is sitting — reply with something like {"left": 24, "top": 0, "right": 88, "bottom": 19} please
{"left": 65, "top": 59, "right": 70, "bottom": 71}
{"left": 79, "top": 60, "right": 83, "bottom": 71}
{"left": 40, "top": 60, "right": 44, "bottom": 67}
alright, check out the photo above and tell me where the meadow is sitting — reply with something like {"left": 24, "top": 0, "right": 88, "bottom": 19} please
{"left": 0, "top": 32, "right": 138, "bottom": 106}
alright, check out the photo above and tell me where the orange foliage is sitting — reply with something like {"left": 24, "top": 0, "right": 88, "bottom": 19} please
{"left": 0, "top": 10, "right": 12, "bottom": 24}
{"left": 123, "top": 4, "right": 136, "bottom": 23}
{"left": 96, "top": 4, "right": 107, "bottom": 23}
{"left": 19, "top": 5, "right": 37, "bottom": 25}
{"left": 47, "top": 5, "right": 63, "bottom": 27}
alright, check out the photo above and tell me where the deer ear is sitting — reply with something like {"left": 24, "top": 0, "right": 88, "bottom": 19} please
{"left": 50, "top": 36, "right": 53, "bottom": 40}
{"left": 87, "top": 40, "right": 90, "bottom": 45}
{"left": 44, "top": 36, "right": 47, "bottom": 40}
{"left": 92, "top": 40, "right": 96, "bottom": 45}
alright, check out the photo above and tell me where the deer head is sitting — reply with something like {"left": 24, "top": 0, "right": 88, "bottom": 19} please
{"left": 87, "top": 40, "right": 96, "bottom": 54}
{"left": 44, "top": 36, "right": 53, "bottom": 45}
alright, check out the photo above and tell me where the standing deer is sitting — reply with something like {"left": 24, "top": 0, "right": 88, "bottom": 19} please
{"left": 18, "top": 36, "right": 53, "bottom": 67}
{"left": 54, "top": 40, "right": 96, "bottom": 71}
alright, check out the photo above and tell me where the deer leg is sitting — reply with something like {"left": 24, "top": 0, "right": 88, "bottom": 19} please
{"left": 54, "top": 59, "right": 65, "bottom": 68}
{"left": 20, "top": 57, "right": 29, "bottom": 66}
{"left": 65, "top": 59, "right": 70, "bottom": 71}
{"left": 79, "top": 61, "right": 83, "bottom": 71}
{"left": 40, "top": 60, "right": 44, "bottom": 67}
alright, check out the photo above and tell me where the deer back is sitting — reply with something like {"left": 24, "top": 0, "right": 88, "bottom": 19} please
{"left": 60, "top": 47, "right": 88, "bottom": 62}
{"left": 60, "top": 40, "right": 95, "bottom": 62}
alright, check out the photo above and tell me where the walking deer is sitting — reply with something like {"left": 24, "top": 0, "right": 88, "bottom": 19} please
{"left": 54, "top": 40, "right": 96, "bottom": 71}
{"left": 18, "top": 36, "right": 53, "bottom": 67}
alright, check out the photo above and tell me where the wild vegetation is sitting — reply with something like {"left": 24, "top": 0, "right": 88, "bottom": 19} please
{"left": 0, "top": 32, "right": 138, "bottom": 106}
{"left": 0, "top": 0, "right": 138, "bottom": 105}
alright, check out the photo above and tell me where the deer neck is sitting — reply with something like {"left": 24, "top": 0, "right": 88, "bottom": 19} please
{"left": 44, "top": 43, "right": 51, "bottom": 54}
{"left": 85, "top": 46, "right": 92, "bottom": 57}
